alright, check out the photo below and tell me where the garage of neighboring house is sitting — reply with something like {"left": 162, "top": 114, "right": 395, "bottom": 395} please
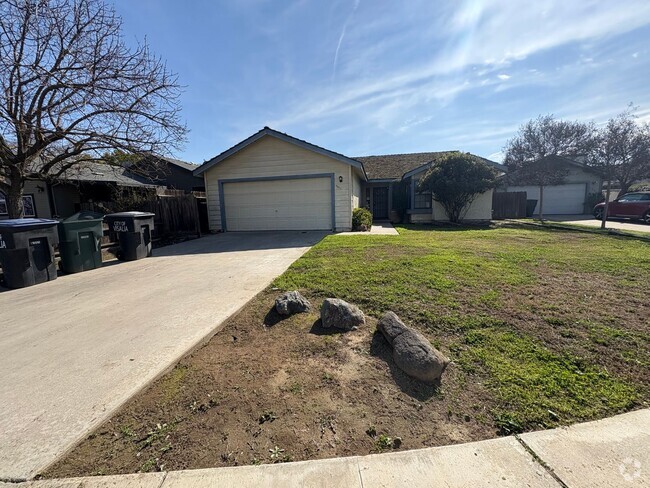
{"left": 194, "top": 127, "right": 367, "bottom": 232}
{"left": 501, "top": 155, "right": 603, "bottom": 215}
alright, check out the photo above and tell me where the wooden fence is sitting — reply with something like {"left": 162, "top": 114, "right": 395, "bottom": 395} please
{"left": 82, "top": 192, "right": 209, "bottom": 238}
{"left": 492, "top": 191, "right": 527, "bottom": 219}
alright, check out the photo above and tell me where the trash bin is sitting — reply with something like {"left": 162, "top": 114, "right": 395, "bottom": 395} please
{"left": 104, "top": 211, "right": 155, "bottom": 261}
{"left": 0, "top": 218, "right": 59, "bottom": 289}
{"left": 526, "top": 199, "right": 538, "bottom": 218}
{"left": 57, "top": 211, "right": 104, "bottom": 274}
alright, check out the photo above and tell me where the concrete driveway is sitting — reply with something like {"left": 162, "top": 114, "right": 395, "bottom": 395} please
{"left": 546, "top": 214, "right": 650, "bottom": 233}
{"left": 0, "top": 231, "right": 326, "bottom": 482}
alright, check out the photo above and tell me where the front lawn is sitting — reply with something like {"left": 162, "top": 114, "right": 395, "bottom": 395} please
{"left": 45, "top": 225, "right": 649, "bottom": 477}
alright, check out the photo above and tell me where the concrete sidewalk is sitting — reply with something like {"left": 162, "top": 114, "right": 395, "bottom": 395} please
{"left": 0, "top": 232, "right": 326, "bottom": 482}
{"left": 12, "top": 409, "right": 648, "bottom": 488}
{"left": 337, "top": 222, "right": 399, "bottom": 235}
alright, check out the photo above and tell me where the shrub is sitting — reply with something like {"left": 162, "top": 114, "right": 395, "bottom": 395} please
{"left": 352, "top": 207, "right": 372, "bottom": 231}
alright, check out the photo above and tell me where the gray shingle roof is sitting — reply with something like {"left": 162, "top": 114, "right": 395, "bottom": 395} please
{"left": 57, "top": 162, "right": 156, "bottom": 187}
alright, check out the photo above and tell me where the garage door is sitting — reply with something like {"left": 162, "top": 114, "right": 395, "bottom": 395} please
{"left": 222, "top": 177, "right": 332, "bottom": 231}
{"left": 508, "top": 183, "right": 586, "bottom": 215}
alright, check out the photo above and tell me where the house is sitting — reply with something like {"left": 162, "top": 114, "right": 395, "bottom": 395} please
{"left": 128, "top": 156, "right": 205, "bottom": 193}
{"left": 194, "top": 127, "right": 500, "bottom": 232}
{"left": 498, "top": 155, "right": 603, "bottom": 215}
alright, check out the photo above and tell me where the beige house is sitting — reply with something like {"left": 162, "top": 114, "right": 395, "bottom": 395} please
{"left": 194, "top": 127, "right": 500, "bottom": 232}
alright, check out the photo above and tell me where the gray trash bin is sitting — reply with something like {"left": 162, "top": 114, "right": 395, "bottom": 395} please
{"left": 0, "top": 218, "right": 59, "bottom": 288}
{"left": 104, "top": 211, "right": 155, "bottom": 261}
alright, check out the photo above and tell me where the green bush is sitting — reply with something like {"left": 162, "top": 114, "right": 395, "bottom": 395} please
{"left": 352, "top": 207, "right": 372, "bottom": 231}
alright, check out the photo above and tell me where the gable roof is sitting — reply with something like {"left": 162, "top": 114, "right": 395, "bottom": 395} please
{"left": 158, "top": 156, "right": 199, "bottom": 172}
{"left": 194, "top": 127, "right": 367, "bottom": 179}
{"left": 356, "top": 151, "right": 506, "bottom": 180}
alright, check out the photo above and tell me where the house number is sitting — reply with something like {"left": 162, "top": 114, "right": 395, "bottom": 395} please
{"left": 113, "top": 221, "right": 128, "bottom": 232}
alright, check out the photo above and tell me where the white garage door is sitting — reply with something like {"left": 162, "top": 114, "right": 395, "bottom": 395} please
{"left": 222, "top": 177, "right": 332, "bottom": 231}
{"left": 508, "top": 183, "right": 586, "bottom": 215}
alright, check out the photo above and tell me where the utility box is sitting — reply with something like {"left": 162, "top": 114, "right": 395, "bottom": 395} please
{"left": 104, "top": 211, "right": 155, "bottom": 261}
{"left": 58, "top": 212, "right": 104, "bottom": 273}
{"left": 0, "top": 219, "right": 59, "bottom": 289}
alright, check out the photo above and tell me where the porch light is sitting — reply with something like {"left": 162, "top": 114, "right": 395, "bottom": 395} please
{"left": 339, "top": 176, "right": 343, "bottom": 183}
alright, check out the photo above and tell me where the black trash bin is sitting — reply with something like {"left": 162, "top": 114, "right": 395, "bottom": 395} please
{"left": 0, "top": 218, "right": 59, "bottom": 289}
{"left": 104, "top": 211, "right": 155, "bottom": 261}
{"left": 58, "top": 211, "right": 104, "bottom": 273}
{"left": 526, "top": 199, "right": 538, "bottom": 218}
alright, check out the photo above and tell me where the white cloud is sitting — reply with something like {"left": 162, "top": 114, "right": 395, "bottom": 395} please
{"left": 497, "top": 74, "right": 511, "bottom": 80}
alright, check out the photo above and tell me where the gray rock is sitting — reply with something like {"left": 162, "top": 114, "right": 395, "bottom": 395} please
{"left": 377, "top": 311, "right": 409, "bottom": 346}
{"left": 275, "top": 291, "right": 311, "bottom": 316}
{"left": 377, "top": 311, "right": 450, "bottom": 384}
{"left": 320, "top": 298, "right": 365, "bottom": 330}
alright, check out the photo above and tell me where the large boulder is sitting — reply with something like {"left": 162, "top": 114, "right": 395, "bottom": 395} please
{"left": 321, "top": 298, "right": 365, "bottom": 331}
{"left": 275, "top": 291, "right": 311, "bottom": 316}
{"left": 376, "top": 311, "right": 408, "bottom": 346}
{"left": 377, "top": 312, "right": 450, "bottom": 384}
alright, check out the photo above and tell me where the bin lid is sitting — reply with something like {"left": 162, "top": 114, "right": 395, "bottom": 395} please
{"left": 105, "top": 211, "right": 155, "bottom": 218}
{"left": 61, "top": 211, "right": 104, "bottom": 222}
{"left": 0, "top": 218, "right": 59, "bottom": 231}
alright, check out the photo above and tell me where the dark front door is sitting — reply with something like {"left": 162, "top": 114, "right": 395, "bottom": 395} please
{"left": 372, "top": 187, "right": 389, "bottom": 220}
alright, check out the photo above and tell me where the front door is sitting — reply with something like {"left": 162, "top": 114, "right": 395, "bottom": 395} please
{"left": 372, "top": 187, "right": 389, "bottom": 220}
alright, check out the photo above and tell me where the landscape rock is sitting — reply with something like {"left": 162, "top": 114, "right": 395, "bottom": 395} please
{"left": 377, "top": 311, "right": 450, "bottom": 384}
{"left": 320, "top": 298, "right": 365, "bottom": 330}
{"left": 377, "top": 311, "right": 409, "bottom": 345}
{"left": 275, "top": 291, "right": 311, "bottom": 316}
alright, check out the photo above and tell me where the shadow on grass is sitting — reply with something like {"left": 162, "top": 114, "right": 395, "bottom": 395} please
{"left": 370, "top": 331, "right": 440, "bottom": 402}
{"left": 309, "top": 319, "right": 347, "bottom": 336}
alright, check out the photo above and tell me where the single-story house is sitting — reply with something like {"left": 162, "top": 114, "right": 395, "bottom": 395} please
{"left": 0, "top": 156, "right": 200, "bottom": 220}
{"left": 194, "top": 127, "right": 502, "bottom": 232}
{"left": 498, "top": 155, "right": 603, "bottom": 215}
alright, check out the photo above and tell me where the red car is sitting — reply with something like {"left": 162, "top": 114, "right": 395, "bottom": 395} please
{"left": 593, "top": 192, "right": 650, "bottom": 224}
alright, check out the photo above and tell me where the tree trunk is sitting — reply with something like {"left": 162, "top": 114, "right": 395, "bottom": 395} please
{"left": 7, "top": 182, "right": 25, "bottom": 219}
{"left": 601, "top": 179, "right": 612, "bottom": 230}
{"left": 618, "top": 182, "right": 629, "bottom": 197}
{"left": 538, "top": 185, "right": 544, "bottom": 222}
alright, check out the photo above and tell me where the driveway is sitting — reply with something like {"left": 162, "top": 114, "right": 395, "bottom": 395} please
{"left": 0, "top": 231, "right": 326, "bottom": 482}
{"left": 546, "top": 214, "right": 650, "bottom": 234}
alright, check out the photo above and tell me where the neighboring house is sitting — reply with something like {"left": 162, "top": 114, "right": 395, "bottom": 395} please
{"left": 0, "top": 156, "right": 200, "bottom": 220}
{"left": 499, "top": 155, "right": 603, "bottom": 215}
{"left": 130, "top": 156, "right": 205, "bottom": 193}
{"left": 194, "top": 127, "right": 501, "bottom": 232}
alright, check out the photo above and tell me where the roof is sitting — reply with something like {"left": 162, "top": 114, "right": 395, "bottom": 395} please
{"left": 157, "top": 156, "right": 199, "bottom": 172}
{"left": 194, "top": 127, "right": 368, "bottom": 179}
{"left": 56, "top": 162, "right": 156, "bottom": 187}
{"left": 356, "top": 151, "right": 506, "bottom": 180}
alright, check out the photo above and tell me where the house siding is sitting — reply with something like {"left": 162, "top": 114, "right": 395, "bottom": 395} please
{"left": 203, "top": 136, "right": 354, "bottom": 231}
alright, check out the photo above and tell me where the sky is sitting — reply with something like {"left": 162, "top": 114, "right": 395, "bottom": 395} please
{"left": 112, "top": 0, "right": 650, "bottom": 164}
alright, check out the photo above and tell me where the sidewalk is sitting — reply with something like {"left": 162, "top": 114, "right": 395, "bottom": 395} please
{"left": 337, "top": 222, "right": 400, "bottom": 235}
{"left": 8, "top": 409, "right": 648, "bottom": 488}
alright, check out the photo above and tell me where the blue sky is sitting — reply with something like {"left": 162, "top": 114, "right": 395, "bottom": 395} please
{"left": 113, "top": 0, "right": 650, "bottom": 163}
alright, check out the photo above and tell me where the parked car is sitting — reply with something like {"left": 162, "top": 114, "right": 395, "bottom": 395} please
{"left": 593, "top": 192, "right": 650, "bottom": 224}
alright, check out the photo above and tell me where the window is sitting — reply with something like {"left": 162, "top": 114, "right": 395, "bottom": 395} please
{"left": 414, "top": 190, "right": 432, "bottom": 209}
{"left": 22, "top": 194, "right": 36, "bottom": 217}
{"left": 0, "top": 191, "right": 7, "bottom": 215}
{"left": 618, "top": 193, "right": 643, "bottom": 202}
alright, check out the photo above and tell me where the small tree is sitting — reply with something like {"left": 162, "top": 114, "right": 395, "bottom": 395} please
{"left": 504, "top": 115, "right": 596, "bottom": 221}
{"left": 418, "top": 153, "right": 498, "bottom": 223}
{"left": 589, "top": 110, "right": 650, "bottom": 229}
{"left": 0, "top": 0, "right": 187, "bottom": 218}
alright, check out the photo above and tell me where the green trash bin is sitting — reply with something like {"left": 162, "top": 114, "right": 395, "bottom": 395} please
{"left": 57, "top": 211, "right": 104, "bottom": 274}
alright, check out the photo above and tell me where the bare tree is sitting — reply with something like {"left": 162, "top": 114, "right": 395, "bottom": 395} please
{"left": 590, "top": 110, "right": 650, "bottom": 229}
{"left": 504, "top": 115, "right": 596, "bottom": 167}
{"left": 0, "top": 0, "right": 187, "bottom": 218}
{"left": 503, "top": 115, "right": 596, "bottom": 220}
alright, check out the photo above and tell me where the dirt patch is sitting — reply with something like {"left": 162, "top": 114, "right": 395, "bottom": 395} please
{"left": 43, "top": 293, "right": 495, "bottom": 477}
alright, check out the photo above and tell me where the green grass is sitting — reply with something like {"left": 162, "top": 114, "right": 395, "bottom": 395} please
{"left": 273, "top": 225, "right": 649, "bottom": 431}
